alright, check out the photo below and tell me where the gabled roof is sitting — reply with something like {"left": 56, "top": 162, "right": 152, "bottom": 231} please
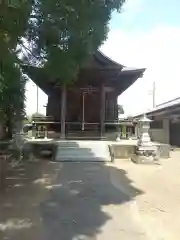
{"left": 95, "top": 51, "right": 145, "bottom": 74}
{"left": 94, "top": 51, "right": 124, "bottom": 68}
{"left": 22, "top": 50, "right": 145, "bottom": 95}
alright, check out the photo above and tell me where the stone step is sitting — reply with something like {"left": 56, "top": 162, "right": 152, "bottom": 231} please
{"left": 54, "top": 141, "right": 111, "bottom": 162}
{"left": 66, "top": 131, "right": 101, "bottom": 140}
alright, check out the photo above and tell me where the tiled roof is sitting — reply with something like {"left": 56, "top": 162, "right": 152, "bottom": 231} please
{"left": 134, "top": 97, "right": 180, "bottom": 117}
{"left": 156, "top": 97, "right": 180, "bottom": 109}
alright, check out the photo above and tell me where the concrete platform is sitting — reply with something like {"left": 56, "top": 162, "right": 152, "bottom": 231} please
{"left": 24, "top": 140, "right": 112, "bottom": 162}
{"left": 25, "top": 139, "right": 170, "bottom": 161}
{"left": 109, "top": 140, "right": 170, "bottom": 159}
{"left": 54, "top": 141, "right": 111, "bottom": 162}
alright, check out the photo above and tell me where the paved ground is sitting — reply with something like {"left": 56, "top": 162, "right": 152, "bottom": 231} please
{"left": 114, "top": 150, "right": 180, "bottom": 240}
{"left": 0, "top": 159, "right": 146, "bottom": 240}
{"left": 0, "top": 151, "right": 180, "bottom": 239}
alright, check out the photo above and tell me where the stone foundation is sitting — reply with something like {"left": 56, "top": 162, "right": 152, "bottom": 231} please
{"left": 109, "top": 144, "right": 136, "bottom": 159}
{"left": 109, "top": 141, "right": 170, "bottom": 160}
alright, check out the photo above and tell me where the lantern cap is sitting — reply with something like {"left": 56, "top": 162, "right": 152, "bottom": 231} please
{"left": 138, "top": 114, "right": 152, "bottom": 122}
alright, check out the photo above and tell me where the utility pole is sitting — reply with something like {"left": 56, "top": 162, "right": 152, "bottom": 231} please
{"left": 152, "top": 81, "right": 156, "bottom": 108}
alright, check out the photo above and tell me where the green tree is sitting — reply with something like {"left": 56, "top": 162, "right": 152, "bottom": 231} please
{"left": 24, "top": 0, "right": 125, "bottom": 84}
{"left": 0, "top": 0, "right": 126, "bottom": 136}
{"left": 0, "top": 1, "right": 33, "bottom": 136}
{"left": 118, "top": 104, "right": 125, "bottom": 115}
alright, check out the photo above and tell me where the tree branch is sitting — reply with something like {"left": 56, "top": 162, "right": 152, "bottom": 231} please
{"left": 19, "top": 42, "right": 44, "bottom": 66}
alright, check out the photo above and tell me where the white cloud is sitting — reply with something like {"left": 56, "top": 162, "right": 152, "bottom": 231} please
{"left": 101, "top": 25, "right": 180, "bottom": 115}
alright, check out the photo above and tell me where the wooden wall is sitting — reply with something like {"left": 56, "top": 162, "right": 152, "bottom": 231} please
{"left": 46, "top": 89, "right": 118, "bottom": 123}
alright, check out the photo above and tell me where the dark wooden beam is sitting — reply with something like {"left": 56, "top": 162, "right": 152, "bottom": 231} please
{"left": 60, "top": 85, "right": 66, "bottom": 139}
{"left": 100, "top": 84, "right": 105, "bottom": 138}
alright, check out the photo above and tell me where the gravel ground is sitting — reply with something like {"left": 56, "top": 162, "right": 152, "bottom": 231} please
{"left": 113, "top": 150, "right": 180, "bottom": 239}
{"left": 1, "top": 151, "right": 180, "bottom": 240}
{"left": 0, "top": 159, "right": 147, "bottom": 240}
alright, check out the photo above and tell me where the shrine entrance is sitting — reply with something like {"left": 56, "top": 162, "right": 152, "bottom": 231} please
{"left": 80, "top": 87, "right": 100, "bottom": 131}
{"left": 65, "top": 87, "right": 101, "bottom": 139}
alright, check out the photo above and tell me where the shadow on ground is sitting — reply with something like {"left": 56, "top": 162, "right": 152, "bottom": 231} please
{"left": 0, "top": 141, "right": 144, "bottom": 240}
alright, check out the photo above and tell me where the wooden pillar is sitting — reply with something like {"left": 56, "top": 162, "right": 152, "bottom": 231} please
{"left": 100, "top": 85, "right": 105, "bottom": 138}
{"left": 60, "top": 85, "right": 66, "bottom": 139}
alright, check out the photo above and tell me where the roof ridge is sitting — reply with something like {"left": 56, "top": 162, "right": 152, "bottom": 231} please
{"left": 96, "top": 50, "right": 124, "bottom": 67}
{"left": 156, "top": 97, "right": 180, "bottom": 107}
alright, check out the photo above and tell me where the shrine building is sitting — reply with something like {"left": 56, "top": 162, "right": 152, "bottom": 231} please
{"left": 24, "top": 51, "right": 145, "bottom": 140}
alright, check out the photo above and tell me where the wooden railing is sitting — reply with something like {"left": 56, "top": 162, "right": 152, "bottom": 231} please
{"left": 25, "top": 120, "right": 136, "bottom": 140}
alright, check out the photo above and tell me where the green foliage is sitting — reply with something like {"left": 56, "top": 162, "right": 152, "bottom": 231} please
{"left": 0, "top": 0, "right": 32, "bottom": 47}
{"left": 26, "top": 0, "right": 125, "bottom": 84}
{"left": 0, "top": 0, "right": 125, "bottom": 133}
{"left": 118, "top": 104, "right": 125, "bottom": 114}
{"left": 0, "top": 0, "right": 33, "bottom": 131}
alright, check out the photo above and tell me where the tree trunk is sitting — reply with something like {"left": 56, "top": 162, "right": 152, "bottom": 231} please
{"left": 0, "top": 155, "right": 7, "bottom": 190}
{"left": 0, "top": 122, "right": 5, "bottom": 139}
{"left": 6, "top": 119, "right": 13, "bottom": 139}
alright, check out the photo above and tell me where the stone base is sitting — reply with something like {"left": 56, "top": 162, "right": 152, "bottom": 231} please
{"left": 155, "top": 143, "right": 170, "bottom": 158}
{"left": 116, "top": 137, "right": 121, "bottom": 142}
{"left": 133, "top": 143, "right": 159, "bottom": 164}
{"left": 137, "top": 145, "right": 157, "bottom": 152}
{"left": 131, "top": 154, "right": 160, "bottom": 165}
{"left": 109, "top": 144, "right": 136, "bottom": 159}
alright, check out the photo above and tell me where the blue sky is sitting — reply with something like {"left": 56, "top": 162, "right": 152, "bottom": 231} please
{"left": 111, "top": 0, "right": 180, "bottom": 30}
{"left": 26, "top": 0, "right": 180, "bottom": 115}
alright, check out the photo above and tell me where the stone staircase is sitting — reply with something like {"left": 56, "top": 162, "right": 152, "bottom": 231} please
{"left": 66, "top": 129, "right": 102, "bottom": 140}
{"left": 54, "top": 141, "right": 111, "bottom": 162}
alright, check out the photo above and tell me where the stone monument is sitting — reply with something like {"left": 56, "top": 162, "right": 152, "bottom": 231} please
{"left": 132, "top": 114, "right": 158, "bottom": 164}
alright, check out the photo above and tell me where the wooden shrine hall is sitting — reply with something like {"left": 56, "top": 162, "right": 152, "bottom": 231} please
{"left": 24, "top": 51, "right": 145, "bottom": 140}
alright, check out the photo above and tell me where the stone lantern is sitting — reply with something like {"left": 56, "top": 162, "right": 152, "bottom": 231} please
{"left": 137, "top": 114, "right": 153, "bottom": 147}
{"left": 132, "top": 114, "right": 158, "bottom": 164}
{"left": 32, "top": 121, "right": 36, "bottom": 140}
